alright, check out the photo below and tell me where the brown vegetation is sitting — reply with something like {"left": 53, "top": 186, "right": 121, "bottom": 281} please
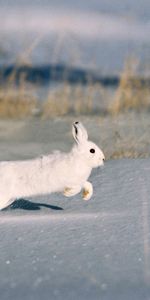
{"left": 109, "top": 58, "right": 150, "bottom": 115}
{"left": 0, "top": 57, "right": 149, "bottom": 119}
{"left": 0, "top": 75, "right": 37, "bottom": 119}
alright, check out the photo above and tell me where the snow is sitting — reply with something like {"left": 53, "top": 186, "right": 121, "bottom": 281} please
{"left": 0, "top": 159, "right": 150, "bottom": 300}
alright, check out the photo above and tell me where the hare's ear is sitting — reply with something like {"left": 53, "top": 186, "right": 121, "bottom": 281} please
{"left": 72, "top": 121, "right": 88, "bottom": 144}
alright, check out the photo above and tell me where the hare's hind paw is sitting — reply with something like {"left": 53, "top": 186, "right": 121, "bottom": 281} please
{"left": 0, "top": 198, "right": 14, "bottom": 210}
{"left": 82, "top": 181, "right": 93, "bottom": 201}
{"left": 63, "top": 186, "right": 81, "bottom": 197}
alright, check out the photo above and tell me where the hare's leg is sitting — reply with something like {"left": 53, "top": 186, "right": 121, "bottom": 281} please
{"left": 63, "top": 186, "right": 81, "bottom": 197}
{"left": 82, "top": 181, "right": 93, "bottom": 201}
{"left": 0, "top": 198, "right": 15, "bottom": 211}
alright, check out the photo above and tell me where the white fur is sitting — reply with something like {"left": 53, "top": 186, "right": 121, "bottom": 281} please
{"left": 0, "top": 122, "right": 105, "bottom": 210}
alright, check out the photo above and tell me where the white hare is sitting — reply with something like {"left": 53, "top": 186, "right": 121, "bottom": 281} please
{"left": 0, "top": 121, "right": 105, "bottom": 210}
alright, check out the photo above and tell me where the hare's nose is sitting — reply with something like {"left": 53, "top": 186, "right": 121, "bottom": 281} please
{"left": 103, "top": 158, "right": 105, "bottom": 162}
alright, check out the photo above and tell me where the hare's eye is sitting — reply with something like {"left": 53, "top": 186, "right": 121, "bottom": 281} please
{"left": 90, "top": 148, "right": 95, "bottom": 153}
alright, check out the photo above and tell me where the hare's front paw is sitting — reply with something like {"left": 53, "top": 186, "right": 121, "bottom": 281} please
{"left": 63, "top": 186, "right": 81, "bottom": 197}
{"left": 82, "top": 181, "right": 93, "bottom": 201}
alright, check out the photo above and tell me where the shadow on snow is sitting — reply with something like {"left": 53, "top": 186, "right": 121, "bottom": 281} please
{"left": 6, "top": 199, "right": 63, "bottom": 211}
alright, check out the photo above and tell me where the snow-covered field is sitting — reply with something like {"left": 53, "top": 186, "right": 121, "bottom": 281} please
{"left": 0, "top": 118, "right": 150, "bottom": 299}
{"left": 0, "top": 159, "right": 150, "bottom": 300}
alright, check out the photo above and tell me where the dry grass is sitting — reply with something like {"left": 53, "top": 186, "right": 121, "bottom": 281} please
{"left": 42, "top": 82, "right": 108, "bottom": 118}
{"left": 1, "top": 33, "right": 149, "bottom": 119}
{"left": 0, "top": 76, "right": 107, "bottom": 119}
{"left": 109, "top": 58, "right": 150, "bottom": 115}
{"left": 0, "top": 54, "right": 149, "bottom": 119}
{"left": 0, "top": 36, "right": 42, "bottom": 119}
{"left": 109, "top": 149, "right": 148, "bottom": 159}
{"left": 42, "top": 83, "right": 71, "bottom": 118}
{"left": 0, "top": 92, "right": 37, "bottom": 119}
{"left": 0, "top": 73, "right": 37, "bottom": 119}
{"left": 0, "top": 30, "right": 109, "bottom": 119}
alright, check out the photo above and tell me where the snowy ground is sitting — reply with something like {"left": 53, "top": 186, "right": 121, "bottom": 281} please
{"left": 0, "top": 117, "right": 150, "bottom": 299}
{"left": 0, "top": 159, "right": 150, "bottom": 300}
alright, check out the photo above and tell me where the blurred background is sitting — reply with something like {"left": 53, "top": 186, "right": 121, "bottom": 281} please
{"left": 0, "top": 0, "right": 150, "bottom": 71}
{"left": 0, "top": 0, "right": 149, "bottom": 159}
